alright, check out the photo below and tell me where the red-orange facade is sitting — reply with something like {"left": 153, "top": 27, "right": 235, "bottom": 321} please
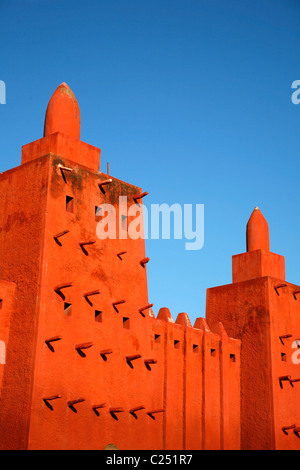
{"left": 0, "top": 83, "right": 297, "bottom": 450}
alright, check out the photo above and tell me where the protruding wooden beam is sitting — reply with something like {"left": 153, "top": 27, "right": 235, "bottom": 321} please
{"left": 279, "top": 334, "right": 292, "bottom": 345}
{"left": 92, "top": 403, "right": 106, "bottom": 416}
{"left": 54, "top": 283, "right": 73, "bottom": 300}
{"left": 79, "top": 239, "right": 96, "bottom": 255}
{"left": 53, "top": 230, "right": 70, "bottom": 245}
{"left": 274, "top": 284, "right": 287, "bottom": 296}
{"left": 140, "top": 257, "right": 150, "bottom": 268}
{"left": 75, "top": 342, "right": 93, "bottom": 357}
{"left": 45, "top": 336, "right": 62, "bottom": 352}
{"left": 100, "top": 349, "right": 113, "bottom": 361}
{"left": 134, "top": 191, "right": 148, "bottom": 203}
{"left": 98, "top": 178, "right": 113, "bottom": 194}
{"left": 113, "top": 300, "right": 126, "bottom": 312}
{"left": 144, "top": 358, "right": 157, "bottom": 371}
{"left": 117, "top": 251, "right": 127, "bottom": 260}
{"left": 282, "top": 424, "right": 296, "bottom": 435}
{"left": 147, "top": 409, "right": 165, "bottom": 420}
{"left": 57, "top": 163, "right": 73, "bottom": 182}
{"left": 43, "top": 395, "right": 61, "bottom": 410}
{"left": 67, "top": 398, "right": 86, "bottom": 412}
{"left": 139, "top": 304, "right": 154, "bottom": 317}
{"left": 83, "top": 290, "right": 100, "bottom": 306}
{"left": 279, "top": 375, "right": 293, "bottom": 389}
{"left": 129, "top": 406, "right": 145, "bottom": 419}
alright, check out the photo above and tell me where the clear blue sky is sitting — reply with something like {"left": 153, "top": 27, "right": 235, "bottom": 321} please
{"left": 0, "top": 0, "right": 299, "bottom": 325}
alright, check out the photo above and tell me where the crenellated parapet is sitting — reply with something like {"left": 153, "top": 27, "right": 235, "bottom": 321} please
{"left": 28, "top": 299, "right": 240, "bottom": 450}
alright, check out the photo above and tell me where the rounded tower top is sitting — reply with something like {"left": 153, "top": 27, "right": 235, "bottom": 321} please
{"left": 246, "top": 206, "right": 270, "bottom": 252}
{"left": 44, "top": 82, "right": 80, "bottom": 139}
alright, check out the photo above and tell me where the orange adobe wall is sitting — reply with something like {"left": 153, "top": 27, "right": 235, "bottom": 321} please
{"left": 0, "top": 83, "right": 241, "bottom": 450}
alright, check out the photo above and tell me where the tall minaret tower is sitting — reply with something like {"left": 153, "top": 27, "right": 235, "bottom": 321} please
{"left": 206, "top": 207, "right": 300, "bottom": 450}
{"left": 0, "top": 83, "right": 151, "bottom": 449}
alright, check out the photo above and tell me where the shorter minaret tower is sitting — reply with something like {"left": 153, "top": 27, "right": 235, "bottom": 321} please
{"left": 232, "top": 206, "right": 285, "bottom": 283}
{"left": 206, "top": 207, "right": 300, "bottom": 450}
